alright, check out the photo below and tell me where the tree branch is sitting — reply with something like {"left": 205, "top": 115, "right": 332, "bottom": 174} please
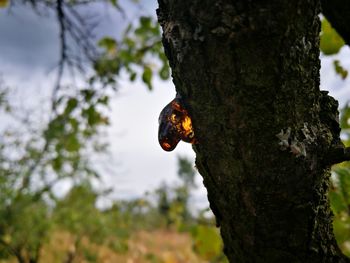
{"left": 321, "top": 0, "right": 350, "bottom": 46}
{"left": 51, "top": 0, "right": 99, "bottom": 109}
{"left": 52, "top": 0, "right": 67, "bottom": 111}
{"left": 326, "top": 145, "right": 350, "bottom": 165}
{"left": 17, "top": 139, "right": 50, "bottom": 195}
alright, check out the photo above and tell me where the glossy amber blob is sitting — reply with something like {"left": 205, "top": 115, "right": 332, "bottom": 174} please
{"left": 158, "top": 97, "right": 195, "bottom": 151}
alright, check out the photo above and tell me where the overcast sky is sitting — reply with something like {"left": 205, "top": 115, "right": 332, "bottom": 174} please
{"left": 0, "top": 2, "right": 350, "bottom": 209}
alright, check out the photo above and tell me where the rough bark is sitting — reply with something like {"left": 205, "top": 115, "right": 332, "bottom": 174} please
{"left": 321, "top": 0, "right": 350, "bottom": 46}
{"left": 157, "top": 0, "right": 349, "bottom": 262}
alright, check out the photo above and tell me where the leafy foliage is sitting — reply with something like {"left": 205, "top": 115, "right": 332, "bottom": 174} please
{"left": 190, "top": 225, "right": 228, "bottom": 263}
{"left": 320, "top": 18, "right": 348, "bottom": 80}
{"left": 95, "top": 16, "right": 169, "bottom": 90}
{"left": 153, "top": 157, "right": 198, "bottom": 228}
{"left": 0, "top": 0, "right": 172, "bottom": 260}
{"left": 333, "top": 60, "right": 348, "bottom": 80}
{"left": 1, "top": 155, "right": 226, "bottom": 262}
{"left": 0, "top": 195, "right": 51, "bottom": 262}
{"left": 330, "top": 104, "right": 350, "bottom": 257}
{"left": 0, "top": 83, "right": 111, "bottom": 262}
{"left": 320, "top": 24, "right": 350, "bottom": 256}
{"left": 320, "top": 18, "right": 345, "bottom": 56}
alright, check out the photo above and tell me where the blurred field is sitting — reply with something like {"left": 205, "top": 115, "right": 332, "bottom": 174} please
{"left": 2, "top": 230, "right": 205, "bottom": 263}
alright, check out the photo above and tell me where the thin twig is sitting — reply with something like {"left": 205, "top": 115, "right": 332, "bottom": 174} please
{"left": 52, "top": 0, "right": 67, "bottom": 110}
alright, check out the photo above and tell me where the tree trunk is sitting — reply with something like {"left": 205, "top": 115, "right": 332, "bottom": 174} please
{"left": 157, "top": 0, "right": 349, "bottom": 262}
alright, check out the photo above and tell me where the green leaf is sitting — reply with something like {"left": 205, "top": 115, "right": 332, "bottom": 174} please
{"left": 129, "top": 72, "right": 137, "bottom": 81}
{"left": 64, "top": 98, "right": 78, "bottom": 114}
{"left": 52, "top": 157, "right": 63, "bottom": 172}
{"left": 124, "top": 37, "right": 136, "bottom": 49}
{"left": 135, "top": 17, "right": 154, "bottom": 37}
{"left": 320, "top": 18, "right": 345, "bottom": 55}
{"left": 142, "top": 66, "right": 153, "bottom": 90}
{"left": 119, "top": 50, "right": 133, "bottom": 63}
{"left": 159, "top": 65, "right": 170, "bottom": 80}
{"left": 82, "top": 106, "right": 109, "bottom": 127}
{"left": 336, "top": 167, "right": 350, "bottom": 206}
{"left": 98, "top": 37, "right": 117, "bottom": 54}
{"left": 340, "top": 106, "right": 350, "bottom": 130}
{"left": 45, "top": 117, "right": 64, "bottom": 140}
{"left": 329, "top": 189, "right": 347, "bottom": 215}
{"left": 69, "top": 118, "right": 79, "bottom": 132}
{"left": 333, "top": 60, "right": 348, "bottom": 80}
{"left": 81, "top": 89, "right": 95, "bottom": 102}
{"left": 65, "top": 135, "right": 80, "bottom": 152}
{"left": 333, "top": 211, "right": 350, "bottom": 238}
{"left": 140, "top": 16, "right": 152, "bottom": 28}
{"left": 191, "top": 225, "right": 224, "bottom": 261}
{"left": 97, "top": 96, "right": 109, "bottom": 105}
{"left": 84, "top": 106, "right": 98, "bottom": 126}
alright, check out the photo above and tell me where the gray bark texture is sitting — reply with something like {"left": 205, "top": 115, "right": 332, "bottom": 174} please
{"left": 157, "top": 0, "right": 349, "bottom": 262}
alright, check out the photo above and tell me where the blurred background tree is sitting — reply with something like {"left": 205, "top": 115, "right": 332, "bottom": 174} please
{"left": 0, "top": 1, "right": 226, "bottom": 262}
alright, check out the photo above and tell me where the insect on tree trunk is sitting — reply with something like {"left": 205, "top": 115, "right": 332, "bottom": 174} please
{"left": 157, "top": 0, "right": 350, "bottom": 262}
